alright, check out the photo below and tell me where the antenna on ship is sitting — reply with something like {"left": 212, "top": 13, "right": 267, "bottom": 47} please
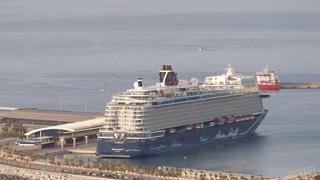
{"left": 264, "top": 65, "right": 269, "bottom": 73}
{"left": 225, "top": 64, "right": 235, "bottom": 77}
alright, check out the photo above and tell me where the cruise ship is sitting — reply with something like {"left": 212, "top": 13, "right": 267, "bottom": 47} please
{"left": 96, "top": 65, "right": 268, "bottom": 158}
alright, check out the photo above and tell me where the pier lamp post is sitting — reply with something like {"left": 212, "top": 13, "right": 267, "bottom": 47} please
{"left": 58, "top": 89, "right": 63, "bottom": 135}
{"left": 59, "top": 89, "right": 63, "bottom": 111}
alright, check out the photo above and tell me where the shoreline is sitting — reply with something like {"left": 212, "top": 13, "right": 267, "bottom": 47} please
{"left": 0, "top": 162, "right": 109, "bottom": 180}
{"left": 0, "top": 157, "right": 319, "bottom": 180}
{"left": 0, "top": 145, "right": 271, "bottom": 180}
{"left": 0, "top": 145, "right": 319, "bottom": 180}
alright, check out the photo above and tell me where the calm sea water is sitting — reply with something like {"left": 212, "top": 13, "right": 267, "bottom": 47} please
{"left": 1, "top": 0, "right": 320, "bottom": 176}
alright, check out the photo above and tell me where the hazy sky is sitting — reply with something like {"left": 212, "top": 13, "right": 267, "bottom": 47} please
{"left": 0, "top": 0, "right": 320, "bottom": 75}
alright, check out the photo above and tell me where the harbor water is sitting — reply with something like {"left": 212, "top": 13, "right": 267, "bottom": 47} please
{"left": 1, "top": 0, "right": 320, "bottom": 177}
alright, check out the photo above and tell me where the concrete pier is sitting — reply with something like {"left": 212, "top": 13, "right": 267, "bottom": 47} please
{"left": 281, "top": 82, "right": 320, "bottom": 89}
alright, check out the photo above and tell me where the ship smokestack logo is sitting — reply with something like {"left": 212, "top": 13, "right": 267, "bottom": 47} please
{"left": 159, "top": 65, "right": 179, "bottom": 86}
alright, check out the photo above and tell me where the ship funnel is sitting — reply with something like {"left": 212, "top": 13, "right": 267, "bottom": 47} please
{"left": 159, "top": 65, "right": 179, "bottom": 86}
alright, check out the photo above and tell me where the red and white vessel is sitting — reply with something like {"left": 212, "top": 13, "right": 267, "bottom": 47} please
{"left": 256, "top": 65, "right": 280, "bottom": 91}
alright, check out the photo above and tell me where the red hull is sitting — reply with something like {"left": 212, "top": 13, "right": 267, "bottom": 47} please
{"left": 258, "top": 82, "right": 280, "bottom": 91}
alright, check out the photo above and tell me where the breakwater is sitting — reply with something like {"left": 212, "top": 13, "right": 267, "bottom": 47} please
{"left": 281, "top": 82, "right": 320, "bottom": 89}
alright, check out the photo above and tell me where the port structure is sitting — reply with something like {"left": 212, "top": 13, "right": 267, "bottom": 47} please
{"left": 23, "top": 117, "right": 105, "bottom": 149}
{"left": 0, "top": 107, "right": 105, "bottom": 149}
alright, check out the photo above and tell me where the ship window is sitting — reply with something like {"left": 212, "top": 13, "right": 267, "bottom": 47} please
{"left": 150, "top": 131, "right": 165, "bottom": 137}
{"left": 159, "top": 72, "right": 166, "bottom": 82}
{"left": 126, "top": 139, "right": 136, "bottom": 143}
{"left": 164, "top": 72, "right": 178, "bottom": 86}
{"left": 176, "top": 128, "right": 185, "bottom": 133}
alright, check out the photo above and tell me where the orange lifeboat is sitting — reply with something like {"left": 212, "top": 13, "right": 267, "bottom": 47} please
{"left": 169, "top": 128, "right": 176, "bottom": 133}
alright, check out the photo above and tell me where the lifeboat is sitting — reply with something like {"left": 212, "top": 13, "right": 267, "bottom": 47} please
{"left": 186, "top": 125, "right": 193, "bottom": 130}
{"left": 217, "top": 117, "right": 226, "bottom": 125}
{"left": 226, "top": 116, "right": 234, "bottom": 123}
{"left": 234, "top": 116, "right": 241, "bottom": 122}
{"left": 195, "top": 124, "right": 203, "bottom": 129}
{"left": 169, "top": 128, "right": 176, "bottom": 133}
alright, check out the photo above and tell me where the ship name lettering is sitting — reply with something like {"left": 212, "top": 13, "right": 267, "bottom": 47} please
{"left": 112, "top": 148, "right": 125, "bottom": 152}
{"left": 213, "top": 128, "right": 239, "bottom": 140}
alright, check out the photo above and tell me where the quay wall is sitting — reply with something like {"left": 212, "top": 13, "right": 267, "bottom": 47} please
{"left": 280, "top": 82, "right": 320, "bottom": 89}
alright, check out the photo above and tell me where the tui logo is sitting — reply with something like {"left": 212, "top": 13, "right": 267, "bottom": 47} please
{"left": 113, "top": 131, "right": 127, "bottom": 143}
